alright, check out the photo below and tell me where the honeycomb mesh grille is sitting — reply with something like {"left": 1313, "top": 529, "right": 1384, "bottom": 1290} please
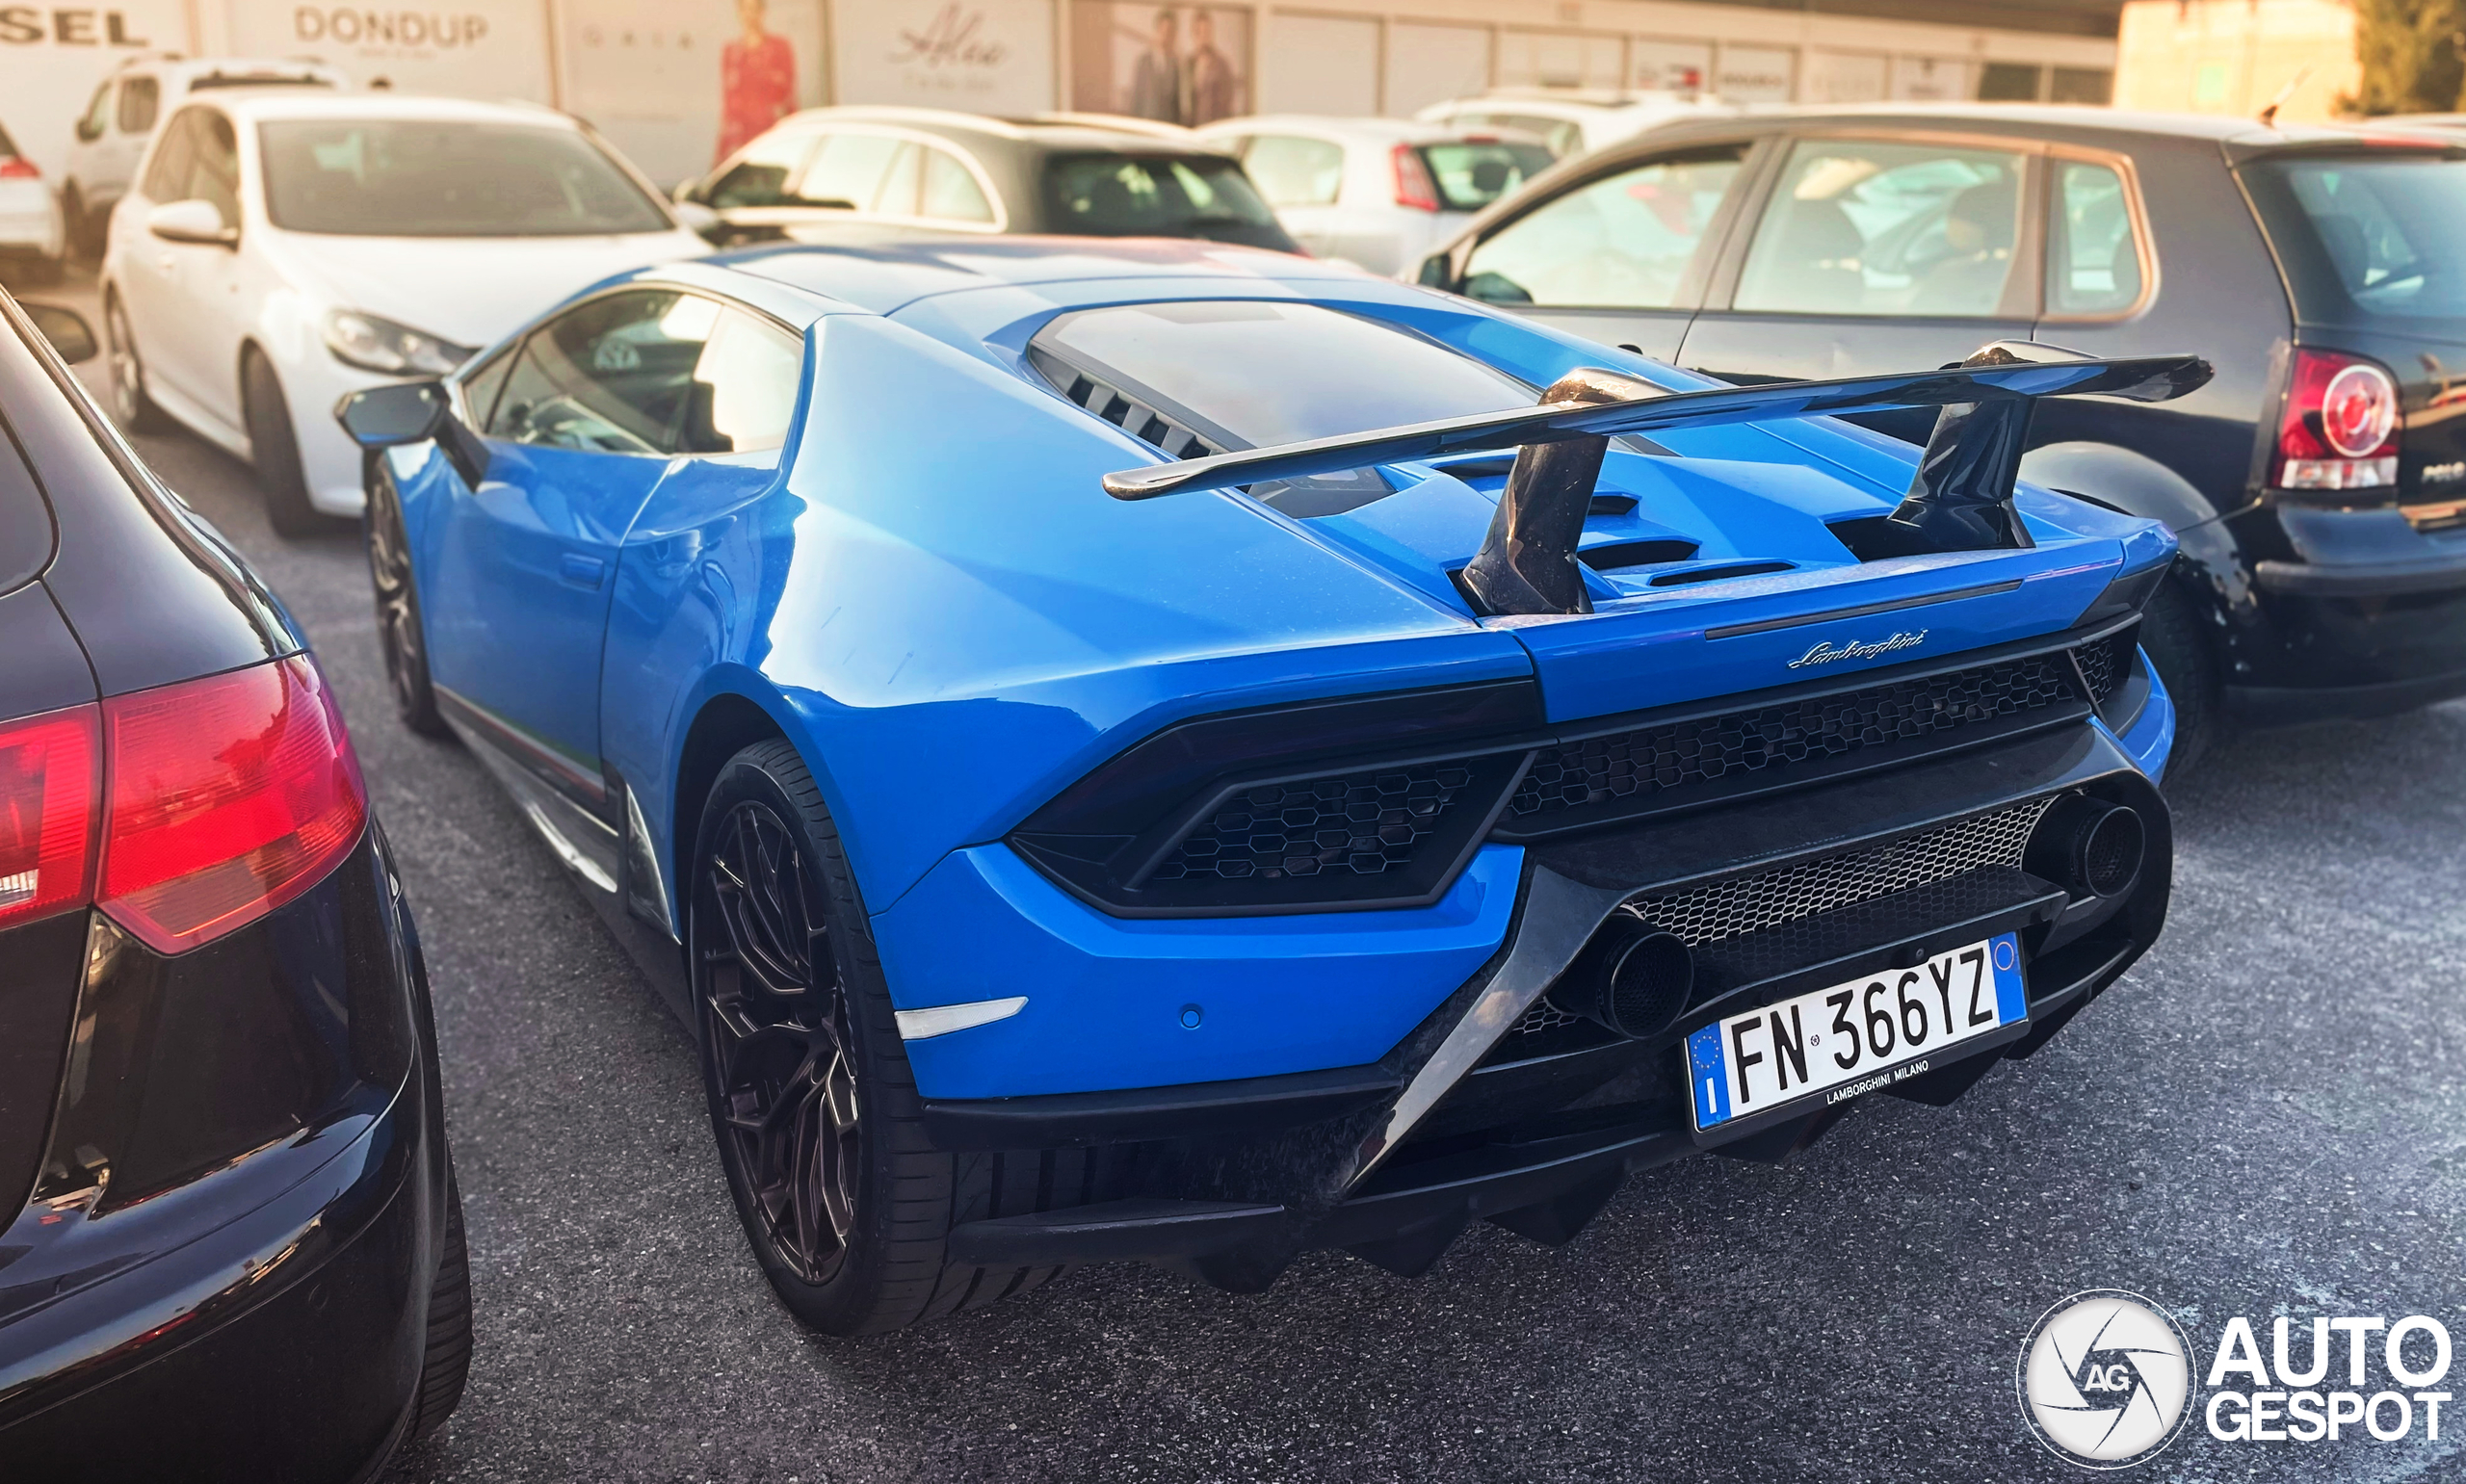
{"left": 2076, "top": 637, "right": 2121, "bottom": 707}
{"left": 1508, "top": 651, "right": 2089, "bottom": 826}
{"left": 1150, "top": 763, "right": 1478, "bottom": 883}
{"left": 1627, "top": 799, "right": 2054, "bottom": 949}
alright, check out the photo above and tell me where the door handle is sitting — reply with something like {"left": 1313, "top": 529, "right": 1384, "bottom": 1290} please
{"left": 559, "top": 553, "right": 607, "bottom": 590}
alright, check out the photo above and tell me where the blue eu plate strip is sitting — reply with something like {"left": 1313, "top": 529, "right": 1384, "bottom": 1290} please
{"left": 1688, "top": 1024, "right": 1729, "bottom": 1130}
{"left": 1991, "top": 932, "right": 2025, "bottom": 1024}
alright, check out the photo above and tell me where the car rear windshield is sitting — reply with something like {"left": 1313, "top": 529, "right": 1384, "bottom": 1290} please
{"left": 1040, "top": 153, "right": 1296, "bottom": 252}
{"left": 1031, "top": 300, "right": 1530, "bottom": 450}
{"left": 258, "top": 119, "right": 671, "bottom": 237}
{"left": 1419, "top": 141, "right": 1554, "bottom": 211}
{"left": 0, "top": 123, "right": 15, "bottom": 157}
{"left": 2242, "top": 153, "right": 2466, "bottom": 331}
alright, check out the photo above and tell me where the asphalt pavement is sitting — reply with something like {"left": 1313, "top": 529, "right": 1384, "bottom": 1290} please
{"left": 29, "top": 267, "right": 2466, "bottom": 1483}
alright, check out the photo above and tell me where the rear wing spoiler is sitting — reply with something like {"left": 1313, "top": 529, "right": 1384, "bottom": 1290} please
{"left": 1100, "top": 342, "right": 2212, "bottom": 617}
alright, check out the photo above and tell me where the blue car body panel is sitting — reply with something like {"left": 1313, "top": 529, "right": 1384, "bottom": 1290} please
{"left": 385, "top": 238, "right": 2180, "bottom": 1103}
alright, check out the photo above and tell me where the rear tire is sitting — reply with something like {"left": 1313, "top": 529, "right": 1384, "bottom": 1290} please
{"left": 690, "top": 740, "right": 1106, "bottom": 1335}
{"left": 405, "top": 1169, "right": 472, "bottom": 1445}
{"left": 103, "top": 292, "right": 171, "bottom": 433}
{"left": 66, "top": 186, "right": 107, "bottom": 258}
{"left": 2138, "top": 572, "right": 2220, "bottom": 782}
{"left": 243, "top": 350, "right": 328, "bottom": 537}
{"left": 364, "top": 468, "right": 451, "bottom": 738}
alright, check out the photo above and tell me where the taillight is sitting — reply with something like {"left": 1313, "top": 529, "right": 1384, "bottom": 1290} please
{"left": 0, "top": 157, "right": 39, "bottom": 180}
{"left": 1391, "top": 143, "right": 1441, "bottom": 211}
{"left": 2276, "top": 349, "right": 2400, "bottom": 491}
{"left": 0, "top": 706, "right": 99, "bottom": 930}
{"left": 99, "top": 655, "right": 367, "bottom": 953}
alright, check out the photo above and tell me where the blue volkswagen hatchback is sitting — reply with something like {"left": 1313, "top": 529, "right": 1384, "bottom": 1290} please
{"left": 341, "top": 238, "right": 2190, "bottom": 1333}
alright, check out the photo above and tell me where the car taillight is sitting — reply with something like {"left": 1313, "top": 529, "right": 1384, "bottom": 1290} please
{"left": 99, "top": 655, "right": 367, "bottom": 953}
{"left": 0, "top": 157, "right": 39, "bottom": 180}
{"left": 2276, "top": 349, "right": 2400, "bottom": 491}
{"left": 0, "top": 706, "right": 99, "bottom": 930}
{"left": 1392, "top": 143, "right": 1441, "bottom": 211}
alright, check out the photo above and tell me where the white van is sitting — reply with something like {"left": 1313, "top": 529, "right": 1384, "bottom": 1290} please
{"left": 63, "top": 56, "right": 347, "bottom": 252}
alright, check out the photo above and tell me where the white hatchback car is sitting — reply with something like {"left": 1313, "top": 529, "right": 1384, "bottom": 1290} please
{"left": 64, "top": 56, "right": 348, "bottom": 254}
{"left": 0, "top": 118, "right": 66, "bottom": 283}
{"left": 1416, "top": 91, "right": 1736, "bottom": 160}
{"left": 102, "top": 91, "right": 711, "bottom": 532}
{"left": 1190, "top": 117, "right": 1554, "bottom": 276}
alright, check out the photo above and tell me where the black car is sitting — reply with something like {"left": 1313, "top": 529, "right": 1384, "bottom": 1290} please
{"left": 1416, "top": 105, "right": 2466, "bottom": 768}
{"left": 0, "top": 292, "right": 464, "bottom": 1478}
{"left": 675, "top": 106, "right": 1301, "bottom": 254}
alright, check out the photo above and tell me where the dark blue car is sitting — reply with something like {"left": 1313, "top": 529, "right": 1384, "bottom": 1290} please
{"left": 339, "top": 238, "right": 2192, "bottom": 1333}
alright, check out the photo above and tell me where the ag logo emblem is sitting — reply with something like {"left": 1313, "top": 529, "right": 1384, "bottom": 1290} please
{"left": 2018, "top": 1289, "right": 2195, "bottom": 1468}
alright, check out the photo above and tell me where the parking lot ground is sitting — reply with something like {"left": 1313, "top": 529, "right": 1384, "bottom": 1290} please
{"left": 24, "top": 265, "right": 2466, "bottom": 1482}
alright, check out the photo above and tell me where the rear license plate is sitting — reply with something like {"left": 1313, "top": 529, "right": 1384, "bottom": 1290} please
{"left": 1687, "top": 932, "right": 2026, "bottom": 1133}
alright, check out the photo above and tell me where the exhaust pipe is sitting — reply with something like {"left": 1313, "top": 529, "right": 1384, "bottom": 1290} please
{"left": 1459, "top": 368, "right": 1666, "bottom": 616}
{"left": 2026, "top": 794, "right": 2147, "bottom": 899}
{"left": 1551, "top": 917, "right": 1694, "bottom": 1039}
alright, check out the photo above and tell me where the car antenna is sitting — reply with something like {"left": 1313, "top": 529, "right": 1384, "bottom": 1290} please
{"left": 2257, "top": 65, "right": 2313, "bottom": 128}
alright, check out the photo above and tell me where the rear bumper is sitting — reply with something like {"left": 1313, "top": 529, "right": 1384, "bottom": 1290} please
{"left": 2233, "top": 506, "right": 2466, "bottom": 716}
{"left": 0, "top": 827, "right": 448, "bottom": 1481}
{"left": 924, "top": 721, "right": 2169, "bottom": 1284}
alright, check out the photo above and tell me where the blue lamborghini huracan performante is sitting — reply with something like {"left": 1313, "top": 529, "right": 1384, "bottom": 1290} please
{"left": 339, "top": 239, "right": 2198, "bottom": 1333}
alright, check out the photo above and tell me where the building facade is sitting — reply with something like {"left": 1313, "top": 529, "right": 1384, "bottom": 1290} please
{"left": 2113, "top": 0, "right": 2357, "bottom": 126}
{"left": 0, "top": 0, "right": 2121, "bottom": 187}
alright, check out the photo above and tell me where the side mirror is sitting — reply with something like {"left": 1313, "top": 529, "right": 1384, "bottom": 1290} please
{"left": 671, "top": 199, "right": 722, "bottom": 240}
{"left": 22, "top": 302, "right": 98, "bottom": 364}
{"left": 335, "top": 380, "right": 490, "bottom": 487}
{"left": 146, "top": 198, "right": 236, "bottom": 247}
{"left": 75, "top": 117, "right": 103, "bottom": 143}
{"left": 671, "top": 176, "right": 700, "bottom": 204}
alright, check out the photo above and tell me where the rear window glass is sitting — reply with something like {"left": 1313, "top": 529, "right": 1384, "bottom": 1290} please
{"left": 2243, "top": 155, "right": 2466, "bottom": 330}
{"left": 1419, "top": 141, "right": 1554, "bottom": 212}
{"left": 0, "top": 123, "right": 14, "bottom": 157}
{"left": 258, "top": 118, "right": 671, "bottom": 237}
{"left": 1040, "top": 154, "right": 1295, "bottom": 252}
{"left": 1027, "top": 300, "right": 1531, "bottom": 517}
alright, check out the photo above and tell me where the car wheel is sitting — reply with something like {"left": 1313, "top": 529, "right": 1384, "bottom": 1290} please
{"left": 690, "top": 740, "right": 1103, "bottom": 1335}
{"left": 364, "top": 469, "right": 451, "bottom": 737}
{"left": 241, "top": 350, "right": 328, "bottom": 537}
{"left": 103, "top": 294, "right": 170, "bottom": 433}
{"left": 2138, "top": 572, "right": 2220, "bottom": 782}
{"left": 404, "top": 1167, "right": 472, "bottom": 1446}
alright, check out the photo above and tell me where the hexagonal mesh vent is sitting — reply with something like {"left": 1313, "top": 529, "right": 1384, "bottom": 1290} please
{"left": 1508, "top": 652, "right": 2090, "bottom": 824}
{"left": 1629, "top": 799, "right": 2054, "bottom": 949}
{"left": 1150, "top": 763, "right": 1478, "bottom": 882}
{"left": 2075, "top": 636, "right": 2122, "bottom": 707}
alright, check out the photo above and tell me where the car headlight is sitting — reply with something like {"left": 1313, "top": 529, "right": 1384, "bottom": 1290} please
{"left": 322, "top": 309, "right": 474, "bottom": 377}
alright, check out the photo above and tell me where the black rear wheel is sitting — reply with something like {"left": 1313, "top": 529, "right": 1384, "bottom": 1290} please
{"left": 243, "top": 351, "right": 328, "bottom": 537}
{"left": 405, "top": 1169, "right": 472, "bottom": 1445}
{"left": 2138, "top": 573, "right": 2220, "bottom": 782}
{"left": 364, "top": 470, "right": 451, "bottom": 737}
{"left": 690, "top": 741, "right": 1109, "bottom": 1334}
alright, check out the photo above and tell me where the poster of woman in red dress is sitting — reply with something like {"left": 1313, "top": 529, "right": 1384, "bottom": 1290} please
{"left": 716, "top": 0, "right": 797, "bottom": 165}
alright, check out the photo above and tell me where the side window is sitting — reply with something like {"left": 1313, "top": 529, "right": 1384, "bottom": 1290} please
{"left": 677, "top": 310, "right": 803, "bottom": 456}
{"left": 139, "top": 109, "right": 197, "bottom": 202}
{"left": 1461, "top": 144, "right": 1747, "bottom": 309}
{"left": 2047, "top": 160, "right": 2144, "bottom": 316}
{"left": 705, "top": 130, "right": 817, "bottom": 209}
{"left": 456, "top": 344, "right": 520, "bottom": 430}
{"left": 1241, "top": 135, "right": 1345, "bottom": 208}
{"left": 919, "top": 147, "right": 994, "bottom": 223}
{"left": 78, "top": 81, "right": 111, "bottom": 143}
{"left": 1734, "top": 138, "right": 2031, "bottom": 318}
{"left": 118, "top": 76, "right": 160, "bottom": 135}
{"left": 797, "top": 132, "right": 903, "bottom": 211}
{"left": 486, "top": 291, "right": 721, "bottom": 455}
{"left": 190, "top": 111, "right": 240, "bottom": 230}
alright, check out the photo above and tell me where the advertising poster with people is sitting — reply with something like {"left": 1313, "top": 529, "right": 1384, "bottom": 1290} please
{"left": 1068, "top": 3, "right": 1251, "bottom": 126}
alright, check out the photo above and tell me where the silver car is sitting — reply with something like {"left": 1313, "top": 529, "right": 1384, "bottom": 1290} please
{"left": 1192, "top": 116, "right": 1553, "bottom": 276}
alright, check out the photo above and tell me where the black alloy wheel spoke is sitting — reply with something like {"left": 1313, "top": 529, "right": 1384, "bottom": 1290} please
{"left": 699, "top": 797, "right": 859, "bottom": 1285}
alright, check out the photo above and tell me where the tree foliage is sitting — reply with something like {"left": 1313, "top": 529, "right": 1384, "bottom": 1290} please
{"left": 2348, "top": 0, "right": 2466, "bottom": 115}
